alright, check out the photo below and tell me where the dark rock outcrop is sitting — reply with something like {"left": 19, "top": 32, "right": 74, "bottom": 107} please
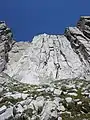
{"left": 0, "top": 22, "right": 14, "bottom": 72}
{"left": 77, "top": 16, "right": 90, "bottom": 39}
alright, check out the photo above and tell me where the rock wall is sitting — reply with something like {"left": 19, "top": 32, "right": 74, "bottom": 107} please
{"left": 0, "top": 22, "right": 14, "bottom": 72}
{"left": 3, "top": 16, "right": 90, "bottom": 84}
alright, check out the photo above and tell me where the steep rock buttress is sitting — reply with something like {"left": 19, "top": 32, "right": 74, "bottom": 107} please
{"left": 0, "top": 21, "right": 14, "bottom": 72}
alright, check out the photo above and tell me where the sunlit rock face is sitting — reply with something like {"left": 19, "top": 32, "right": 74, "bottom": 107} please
{"left": 2, "top": 16, "right": 90, "bottom": 84}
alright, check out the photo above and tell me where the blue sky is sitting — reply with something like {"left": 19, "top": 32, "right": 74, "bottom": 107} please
{"left": 0, "top": 0, "right": 90, "bottom": 41}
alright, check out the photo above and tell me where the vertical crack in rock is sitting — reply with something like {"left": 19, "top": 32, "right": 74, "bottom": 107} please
{"left": 52, "top": 37, "right": 60, "bottom": 78}
{"left": 39, "top": 38, "right": 45, "bottom": 67}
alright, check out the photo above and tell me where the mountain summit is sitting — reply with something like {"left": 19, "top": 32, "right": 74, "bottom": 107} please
{"left": 0, "top": 16, "right": 90, "bottom": 84}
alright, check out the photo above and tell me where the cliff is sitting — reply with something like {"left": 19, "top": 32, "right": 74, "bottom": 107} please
{"left": 3, "top": 16, "right": 90, "bottom": 84}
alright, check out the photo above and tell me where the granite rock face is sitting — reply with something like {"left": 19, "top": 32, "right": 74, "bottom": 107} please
{"left": 3, "top": 16, "right": 90, "bottom": 84}
{"left": 0, "top": 21, "right": 14, "bottom": 72}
